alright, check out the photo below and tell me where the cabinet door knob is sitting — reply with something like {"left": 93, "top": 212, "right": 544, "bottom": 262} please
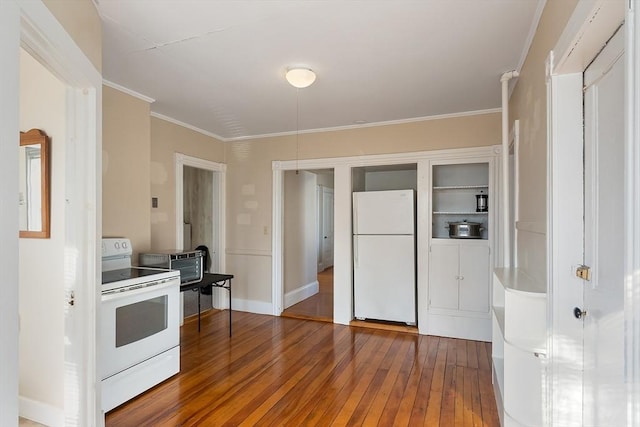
{"left": 459, "top": 275, "right": 464, "bottom": 280}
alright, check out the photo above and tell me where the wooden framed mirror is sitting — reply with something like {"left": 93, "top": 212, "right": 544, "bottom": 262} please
{"left": 19, "top": 129, "right": 50, "bottom": 238}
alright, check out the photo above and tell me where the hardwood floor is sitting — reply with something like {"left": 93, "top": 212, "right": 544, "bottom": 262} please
{"left": 281, "top": 267, "right": 334, "bottom": 322}
{"left": 105, "top": 311, "right": 498, "bottom": 426}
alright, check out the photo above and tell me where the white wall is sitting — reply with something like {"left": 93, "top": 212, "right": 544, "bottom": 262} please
{"left": 284, "top": 171, "right": 318, "bottom": 302}
{"left": 18, "top": 49, "right": 66, "bottom": 415}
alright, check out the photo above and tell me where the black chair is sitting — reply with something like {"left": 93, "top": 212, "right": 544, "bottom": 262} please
{"left": 195, "top": 245, "right": 213, "bottom": 295}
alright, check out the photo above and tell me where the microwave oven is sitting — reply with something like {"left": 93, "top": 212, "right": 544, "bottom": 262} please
{"left": 139, "top": 249, "right": 203, "bottom": 285}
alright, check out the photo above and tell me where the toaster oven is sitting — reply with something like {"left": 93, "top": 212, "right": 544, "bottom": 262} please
{"left": 139, "top": 249, "right": 203, "bottom": 285}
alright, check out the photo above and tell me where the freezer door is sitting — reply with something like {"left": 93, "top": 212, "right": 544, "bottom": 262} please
{"left": 354, "top": 234, "right": 416, "bottom": 323}
{"left": 353, "top": 190, "right": 414, "bottom": 235}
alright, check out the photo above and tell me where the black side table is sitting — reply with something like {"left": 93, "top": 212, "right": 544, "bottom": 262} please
{"left": 180, "top": 273, "right": 234, "bottom": 336}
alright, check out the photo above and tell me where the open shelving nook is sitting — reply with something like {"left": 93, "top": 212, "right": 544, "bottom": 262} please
{"left": 431, "top": 162, "right": 490, "bottom": 239}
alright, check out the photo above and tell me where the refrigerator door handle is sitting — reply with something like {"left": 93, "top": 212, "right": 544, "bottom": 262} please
{"left": 354, "top": 237, "right": 358, "bottom": 268}
{"left": 353, "top": 194, "right": 358, "bottom": 235}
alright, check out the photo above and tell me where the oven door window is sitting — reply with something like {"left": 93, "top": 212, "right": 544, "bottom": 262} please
{"left": 116, "top": 296, "right": 168, "bottom": 347}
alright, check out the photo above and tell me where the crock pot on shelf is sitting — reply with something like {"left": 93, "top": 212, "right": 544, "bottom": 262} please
{"left": 446, "top": 220, "right": 483, "bottom": 239}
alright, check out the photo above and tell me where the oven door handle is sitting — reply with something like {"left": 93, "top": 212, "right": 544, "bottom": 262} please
{"left": 101, "top": 278, "right": 179, "bottom": 301}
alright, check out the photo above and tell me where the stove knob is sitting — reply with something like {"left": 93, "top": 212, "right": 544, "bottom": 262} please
{"left": 114, "top": 242, "right": 120, "bottom": 249}
{"left": 122, "top": 241, "right": 128, "bottom": 249}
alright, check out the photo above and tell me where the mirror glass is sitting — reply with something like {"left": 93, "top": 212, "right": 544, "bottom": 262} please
{"left": 19, "top": 129, "right": 50, "bottom": 238}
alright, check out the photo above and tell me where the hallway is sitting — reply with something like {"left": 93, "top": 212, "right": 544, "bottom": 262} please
{"left": 282, "top": 268, "right": 333, "bottom": 322}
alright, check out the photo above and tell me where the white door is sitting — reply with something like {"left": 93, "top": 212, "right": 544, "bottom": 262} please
{"left": 582, "top": 27, "right": 626, "bottom": 426}
{"left": 321, "top": 187, "right": 334, "bottom": 269}
{"left": 428, "top": 243, "right": 458, "bottom": 310}
{"left": 458, "top": 244, "right": 490, "bottom": 313}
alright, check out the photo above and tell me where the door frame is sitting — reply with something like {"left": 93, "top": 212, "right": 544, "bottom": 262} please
{"left": 318, "top": 185, "right": 334, "bottom": 272}
{"left": 272, "top": 145, "right": 499, "bottom": 330}
{"left": 175, "top": 153, "right": 227, "bottom": 308}
{"left": 546, "top": 1, "right": 638, "bottom": 424}
{"left": 2, "top": 2, "right": 102, "bottom": 425}
{"left": 626, "top": 4, "right": 640, "bottom": 422}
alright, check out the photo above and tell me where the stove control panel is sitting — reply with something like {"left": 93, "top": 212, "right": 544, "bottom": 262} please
{"left": 102, "top": 238, "right": 133, "bottom": 259}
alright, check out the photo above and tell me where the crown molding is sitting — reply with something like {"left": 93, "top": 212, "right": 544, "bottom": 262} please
{"left": 150, "top": 112, "right": 225, "bottom": 141}
{"left": 103, "top": 80, "right": 155, "bottom": 103}
{"left": 227, "top": 108, "right": 503, "bottom": 142}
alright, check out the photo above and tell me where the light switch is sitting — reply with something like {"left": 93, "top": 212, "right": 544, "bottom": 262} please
{"left": 152, "top": 197, "right": 158, "bottom": 208}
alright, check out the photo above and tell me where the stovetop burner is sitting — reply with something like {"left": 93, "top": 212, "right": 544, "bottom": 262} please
{"left": 101, "top": 266, "right": 179, "bottom": 294}
{"left": 102, "top": 267, "right": 171, "bottom": 285}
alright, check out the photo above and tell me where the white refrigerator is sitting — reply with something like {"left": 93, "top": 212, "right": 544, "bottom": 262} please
{"left": 353, "top": 189, "right": 416, "bottom": 324}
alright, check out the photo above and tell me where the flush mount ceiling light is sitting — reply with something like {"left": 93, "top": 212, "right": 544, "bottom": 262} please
{"left": 286, "top": 67, "right": 316, "bottom": 89}
{"left": 286, "top": 67, "right": 316, "bottom": 174}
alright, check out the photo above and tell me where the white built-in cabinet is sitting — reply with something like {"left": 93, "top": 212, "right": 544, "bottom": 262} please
{"left": 427, "top": 159, "right": 495, "bottom": 341}
{"left": 429, "top": 240, "right": 490, "bottom": 313}
{"left": 492, "top": 268, "right": 546, "bottom": 427}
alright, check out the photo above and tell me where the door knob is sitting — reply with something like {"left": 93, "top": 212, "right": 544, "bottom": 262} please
{"left": 574, "top": 307, "right": 586, "bottom": 319}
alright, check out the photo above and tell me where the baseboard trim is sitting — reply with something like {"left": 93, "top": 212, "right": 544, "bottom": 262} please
{"left": 284, "top": 280, "right": 319, "bottom": 309}
{"left": 19, "top": 396, "right": 64, "bottom": 427}
{"left": 231, "top": 298, "right": 273, "bottom": 315}
{"left": 426, "top": 313, "right": 492, "bottom": 342}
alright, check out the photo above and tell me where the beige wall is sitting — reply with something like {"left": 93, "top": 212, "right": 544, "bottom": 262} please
{"left": 150, "top": 117, "right": 225, "bottom": 251}
{"left": 283, "top": 170, "right": 317, "bottom": 296}
{"left": 509, "top": 0, "right": 578, "bottom": 282}
{"left": 19, "top": 48, "right": 66, "bottom": 413}
{"left": 225, "top": 112, "right": 500, "bottom": 305}
{"left": 102, "top": 86, "right": 152, "bottom": 256}
{"left": 43, "top": 0, "right": 102, "bottom": 72}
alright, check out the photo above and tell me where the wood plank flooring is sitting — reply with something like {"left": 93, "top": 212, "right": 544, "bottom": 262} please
{"left": 105, "top": 311, "right": 498, "bottom": 426}
{"left": 281, "top": 267, "right": 334, "bottom": 322}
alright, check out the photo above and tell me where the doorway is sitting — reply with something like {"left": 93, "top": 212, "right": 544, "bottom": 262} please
{"left": 182, "top": 165, "right": 215, "bottom": 317}
{"left": 281, "top": 169, "right": 334, "bottom": 322}
{"left": 175, "top": 154, "right": 226, "bottom": 314}
{"left": 546, "top": 3, "right": 631, "bottom": 424}
{"left": 18, "top": 46, "right": 67, "bottom": 426}
{"left": 6, "top": 3, "right": 103, "bottom": 425}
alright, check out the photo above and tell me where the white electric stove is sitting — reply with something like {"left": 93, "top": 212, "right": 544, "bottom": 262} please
{"left": 100, "top": 238, "right": 181, "bottom": 412}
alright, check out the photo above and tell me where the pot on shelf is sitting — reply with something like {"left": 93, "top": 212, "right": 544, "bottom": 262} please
{"left": 446, "top": 220, "right": 483, "bottom": 239}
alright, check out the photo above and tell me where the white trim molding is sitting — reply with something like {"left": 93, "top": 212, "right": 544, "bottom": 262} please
{"left": 284, "top": 281, "right": 319, "bottom": 309}
{"left": 272, "top": 169, "right": 285, "bottom": 316}
{"left": 103, "top": 80, "right": 155, "bottom": 103}
{"left": 151, "top": 108, "right": 501, "bottom": 144}
{"left": 231, "top": 298, "right": 273, "bottom": 315}
{"left": 230, "top": 108, "right": 502, "bottom": 142}
{"left": 272, "top": 145, "right": 501, "bottom": 329}
{"left": 272, "top": 145, "right": 500, "bottom": 172}
{"left": 1, "top": 3, "right": 21, "bottom": 424}
{"left": 546, "top": 2, "right": 627, "bottom": 425}
{"left": 175, "top": 153, "right": 227, "bottom": 307}
{"left": 18, "top": 2, "right": 103, "bottom": 426}
{"left": 626, "top": 3, "right": 640, "bottom": 423}
{"left": 152, "top": 112, "right": 224, "bottom": 141}
{"left": 226, "top": 248, "right": 271, "bottom": 257}
{"left": 19, "top": 396, "right": 64, "bottom": 427}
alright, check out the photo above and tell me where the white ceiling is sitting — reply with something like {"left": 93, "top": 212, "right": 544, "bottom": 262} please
{"left": 98, "top": 0, "right": 545, "bottom": 141}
